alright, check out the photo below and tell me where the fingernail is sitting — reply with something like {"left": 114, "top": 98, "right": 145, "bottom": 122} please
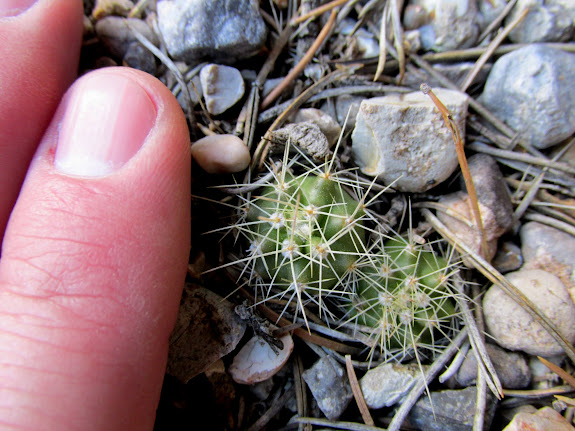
{"left": 55, "top": 73, "right": 156, "bottom": 177}
{"left": 0, "top": 0, "right": 38, "bottom": 18}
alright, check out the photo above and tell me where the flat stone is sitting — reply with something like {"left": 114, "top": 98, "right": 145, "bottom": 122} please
{"left": 95, "top": 16, "right": 158, "bottom": 59}
{"left": 409, "top": 386, "right": 497, "bottom": 431}
{"left": 200, "top": 64, "right": 245, "bottom": 115}
{"left": 456, "top": 343, "right": 531, "bottom": 389}
{"left": 503, "top": 406, "right": 575, "bottom": 431}
{"left": 483, "top": 269, "right": 575, "bottom": 356}
{"left": 302, "top": 356, "right": 353, "bottom": 421}
{"left": 360, "top": 363, "right": 424, "bottom": 409}
{"left": 520, "top": 221, "right": 575, "bottom": 294}
{"left": 506, "top": 0, "right": 574, "bottom": 43}
{"left": 480, "top": 45, "right": 575, "bottom": 149}
{"left": 351, "top": 88, "right": 468, "bottom": 192}
{"left": 157, "top": 0, "right": 267, "bottom": 62}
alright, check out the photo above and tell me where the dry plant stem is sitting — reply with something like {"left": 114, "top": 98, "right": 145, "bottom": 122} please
{"left": 468, "top": 142, "right": 575, "bottom": 176}
{"left": 474, "top": 371, "right": 487, "bottom": 431}
{"left": 524, "top": 212, "right": 575, "bottom": 237}
{"left": 439, "top": 341, "right": 471, "bottom": 383}
{"left": 468, "top": 118, "right": 513, "bottom": 149}
{"left": 128, "top": 0, "right": 150, "bottom": 18}
{"left": 530, "top": 206, "right": 575, "bottom": 228}
{"left": 293, "top": 355, "right": 310, "bottom": 431}
{"left": 373, "top": 0, "right": 389, "bottom": 82}
{"left": 423, "top": 209, "right": 575, "bottom": 363}
{"left": 390, "top": 0, "right": 405, "bottom": 84}
{"left": 247, "top": 388, "right": 295, "bottom": 431}
{"left": 421, "top": 84, "right": 490, "bottom": 259}
{"left": 387, "top": 328, "right": 469, "bottom": 431}
{"left": 294, "top": 417, "right": 385, "bottom": 431}
{"left": 460, "top": 7, "right": 528, "bottom": 92}
{"left": 291, "top": 0, "right": 350, "bottom": 25}
{"left": 538, "top": 356, "right": 575, "bottom": 389}
{"left": 477, "top": 0, "right": 518, "bottom": 43}
{"left": 409, "top": 55, "right": 517, "bottom": 142}
{"left": 345, "top": 355, "right": 375, "bottom": 427}
{"left": 261, "top": 9, "right": 338, "bottom": 110}
{"left": 504, "top": 385, "right": 575, "bottom": 398}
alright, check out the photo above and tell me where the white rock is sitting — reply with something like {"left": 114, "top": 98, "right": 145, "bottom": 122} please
{"left": 191, "top": 134, "right": 251, "bottom": 174}
{"left": 228, "top": 334, "right": 293, "bottom": 385}
{"left": 483, "top": 269, "right": 575, "bottom": 356}
{"left": 360, "top": 363, "right": 424, "bottom": 409}
{"left": 351, "top": 88, "right": 468, "bottom": 192}
{"left": 200, "top": 64, "right": 245, "bottom": 115}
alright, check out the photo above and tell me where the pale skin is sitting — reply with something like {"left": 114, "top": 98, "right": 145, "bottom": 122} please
{"left": 0, "top": 1, "right": 191, "bottom": 429}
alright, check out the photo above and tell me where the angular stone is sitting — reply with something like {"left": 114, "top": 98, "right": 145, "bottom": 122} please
{"left": 483, "top": 269, "right": 575, "bottom": 356}
{"left": 456, "top": 343, "right": 531, "bottom": 389}
{"left": 360, "top": 363, "right": 424, "bottom": 409}
{"left": 409, "top": 387, "right": 497, "bottom": 431}
{"left": 200, "top": 64, "right": 245, "bottom": 115}
{"left": 480, "top": 45, "right": 575, "bottom": 149}
{"left": 302, "top": 356, "right": 353, "bottom": 421}
{"left": 157, "top": 0, "right": 267, "bottom": 62}
{"left": 351, "top": 88, "right": 468, "bottom": 192}
{"left": 506, "top": 0, "right": 574, "bottom": 43}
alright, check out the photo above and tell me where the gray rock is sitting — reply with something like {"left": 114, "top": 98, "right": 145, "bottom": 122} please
{"left": 456, "top": 343, "right": 531, "bottom": 389}
{"left": 294, "top": 108, "right": 342, "bottom": 148}
{"left": 157, "top": 0, "right": 267, "bottom": 62}
{"left": 480, "top": 45, "right": 575, "bottom": 149}
{"left": 409, "top": 386, "right": 497, "bottom": 431}
{"left": 302, "top": 356, "right": 353, "bottom": 421}
{"left": 520, "top": 221, "right": 575, "bottom": 294}
{"left": 465, "top": 154, "right": 514, "bottom": 231}
{"left": 351, "top": 88, "right": 468, "bottom": 192}
{"left": 483, "top": 269, "right": 575, "bottom": 356}
{"left": 334, "top": 95, "right": 363, "bottom": 130}
{"left": 416, "top": 0, "right": 480, "bottom": 51}
{"left": 477, "top": 0, "right": 508, "bottom": 32}
{"left": 95, "top": 16, "right": 158, "bottom": 59}
{"left": 507, "top": 0, "right": 574, "bottom": 43}
{"left": 360, "top": 363, "right": 424, "bottom": 409}
{"left": 270, "top": 122, "right": 330, "bottom": 161}
{"left": 492, "top": 242, "right": 523, "bottom": 274}
{"left": 123, "top": 42, "right": 156, "bottom": 75}
{"left": 200, "top": 64, "right": 245, "bottom": 115}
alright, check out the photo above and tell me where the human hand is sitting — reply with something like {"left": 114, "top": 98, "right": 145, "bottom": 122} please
{"left": 0, "top": 1, "right": 190, "bottom": 429}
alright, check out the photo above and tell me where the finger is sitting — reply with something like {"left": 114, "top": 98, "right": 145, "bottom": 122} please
{"left": 0, "top": 67, "right": 190, "bottom": 430}
{"left": 0, "top": 0, "right": 83, "bottom": 242}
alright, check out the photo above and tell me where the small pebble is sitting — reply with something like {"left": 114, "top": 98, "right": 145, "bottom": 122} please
{"left": 360, "top": 363, "right": 425, "bottom": 409}
{"left": 200, "top": 64, "right": 245, "bottom": 115}
{"left": 520, "top": 221, "right": 575, "bottom": 295}
{"left": 334, "top": 95, "right": 363, "bottom": 130}
{"left": 352, "top": 88, "right": 468, "bottom": 192}
{"left": 123, "top": 41, "right": 156, "bottom": 75}
{"left": 409, "top": 386, "right": 497, "bottom": 431}
{"left": 270, "top": 123, "right": 330, "bottom": 161}
{"left": 228, "top": 333, "right": 293, "bottom": 385}
{"left": 506, "top": 0, "right": 574, "bottom": 43}
{"left": 302, "top": 356, "right": 353, "bottom": 421}
{"left": 492, "top": 241, "right": 523, "bottom": 274}
{"left": 157, "top": 0, "right": 267, "bottom": 62}
{"left": 480, "top": 45, "right": 575, "bottom": 149}
{"left": 456, "top": 343, "right": 531, "bottom": 389}
{"left": 483, "top": 269, "right": 575, "bottom": 356}
{"left": 294, "top": 108, "right": 342, "bottom": 148}
{"left": 191, "top": 135, "right": 251, "bottom": 174}
{"left": 95, "top": 16, "right": 158, "bottom": 58}
{"left": 503, "top": 406, "right": 575, "bottom": 431}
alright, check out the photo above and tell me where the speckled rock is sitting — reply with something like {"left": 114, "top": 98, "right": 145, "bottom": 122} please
{"left": 157, "top": 0, "right": 267, "bottom": 62}
{"left": 95, "top": 16, "right": 158, "bottom": 59}
{"left": 456, "top": 343, "right": 531, "bottom": 389}
{"left": 294, "top": 108, "right": 342, "bottom": 148}
{"left": 520, "top": 221, "right": 575, "bottom": 295}
{"left": 480, "top": 45, "right": 575, "bottom": 149}
{"left": 409, "top": 386, "right": 497, "bottom": 431}
{"left": 191, "top": 134, "right": 251, "bottom": 174}
{"left": 351, "top": 88, "right": 468, "bottom": 192}
{"left": 200, "top": 64, "right": 245, "bottom": 115}
{"left": 506, "top": 0, "right": 574, "bottom": 43}
{"left": 302, "top": 356, "right": 353, "bottom": 421}
{"left": 503, "top": 406, "right": 575, "bottom": 431}
{"left": 360, "top": 363, "right": 424, "bottom": 409}
{"left": 413, "top": 0, "right": 480, "bottom": 51}
{"left": 483, "top": 269, "right": 575, "bottom": 356}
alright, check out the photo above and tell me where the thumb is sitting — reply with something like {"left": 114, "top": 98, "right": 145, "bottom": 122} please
{"left": 0, "top": 68, "right": 190, "bottom": 430}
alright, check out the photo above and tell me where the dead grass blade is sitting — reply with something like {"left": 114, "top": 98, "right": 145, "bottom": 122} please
{"left": 345, "top": 355, "right": 375, "bottom": 426}
{"left": 538, "top": 356, "right": 575, "bottom": 389}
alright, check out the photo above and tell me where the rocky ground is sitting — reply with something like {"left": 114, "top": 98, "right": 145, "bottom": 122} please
{"left": 84, "top": 1, "right": 575, "bottom": 430}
